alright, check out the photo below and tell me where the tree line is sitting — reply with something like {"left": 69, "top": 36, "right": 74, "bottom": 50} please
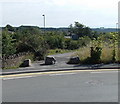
{"left": 2, "top": 22, "right": 119, "bottom": 62}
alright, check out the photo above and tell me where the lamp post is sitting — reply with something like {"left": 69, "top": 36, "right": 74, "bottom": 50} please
{"left": 42, "top": 14, "right": 45, "bottom": 34}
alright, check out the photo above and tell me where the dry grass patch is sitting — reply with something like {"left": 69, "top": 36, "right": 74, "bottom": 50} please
{"left": 73, "top": 46, "right": 119, "bottom": 64}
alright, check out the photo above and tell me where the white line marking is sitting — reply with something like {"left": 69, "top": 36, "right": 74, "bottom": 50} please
{"left": 91, "top": 71, "right": 118, "bottom": 74}
{"left": 49, "top": 72, "right": 76, "bottom": 76}
{"left": 90, "top": 72, "right": 102, "bottom": 73}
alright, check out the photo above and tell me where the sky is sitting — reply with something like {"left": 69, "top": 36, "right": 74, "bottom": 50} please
{"left": 0, "top": 0, "right": 119, "bottom": 28}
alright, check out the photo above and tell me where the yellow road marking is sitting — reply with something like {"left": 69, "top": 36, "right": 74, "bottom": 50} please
{"left": 0, "top": 69, "right": 119, "bottom": 78}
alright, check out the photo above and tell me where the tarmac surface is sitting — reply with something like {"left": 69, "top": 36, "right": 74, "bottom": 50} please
{"left": 2, "top": 68, "right": 118, "bottom": 102}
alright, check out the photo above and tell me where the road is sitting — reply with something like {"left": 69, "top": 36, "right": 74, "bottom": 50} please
{"left": 2, "top": 69, "right": 118, "bottom": 102}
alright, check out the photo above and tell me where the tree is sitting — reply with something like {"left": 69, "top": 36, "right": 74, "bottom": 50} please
{"left": 17, "top": 26, "right": 42, "bottom": 35}
{"left": 83, "top": 27, "right": 92, "bottom": 37}
{"left": 64, "top": 38, "right": 79, "bottom": 50}
{"left": 69, "top": 22, "right": 92, "bottom": 38}
{"left": 45, "top": 32, "right": 65, "bottom": 49}
{"left": 26, "top": 35, "right": 48, "bottom": 60}
{"left": 2, "top": 29, "right": 16, "bottom": 56}
{"left": 5, "top": 24, "right": 15, "bottom": 32}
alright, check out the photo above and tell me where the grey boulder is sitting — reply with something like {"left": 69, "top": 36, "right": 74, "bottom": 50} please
{"left": 45, "top": 56, "right": 56, "bottom": 65}
{"left": 67, "top": 56, "right": 80, "bottom": 64}
{"left": 20, "top": 59, "right": 32, "bottom": 67}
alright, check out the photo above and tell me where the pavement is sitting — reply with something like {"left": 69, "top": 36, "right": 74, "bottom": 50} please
{"left": 2, "top": 52, "right": 120, "bottom": 75}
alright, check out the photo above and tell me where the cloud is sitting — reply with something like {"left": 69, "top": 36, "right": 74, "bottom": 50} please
{"left": 51, "top": 0, "right": 67, "bottom": 6}
{"left": 1, "top": 0, "right": 119, "bottom": 8}
{"left": 1, "top": 0, "right": 119, "bottom": 27}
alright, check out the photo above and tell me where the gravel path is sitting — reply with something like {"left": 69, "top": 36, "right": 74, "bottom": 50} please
{"left": 32, "top": 52, "right": 76, "bottom": 69}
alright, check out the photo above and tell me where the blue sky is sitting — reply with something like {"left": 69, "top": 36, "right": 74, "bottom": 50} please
{"left": 0, "top": 0, "right": 119, "bottom": 28}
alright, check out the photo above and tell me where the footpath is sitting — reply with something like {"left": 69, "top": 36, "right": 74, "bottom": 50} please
{"left": 2, "top": 52, "right": 120, "bottom": 75}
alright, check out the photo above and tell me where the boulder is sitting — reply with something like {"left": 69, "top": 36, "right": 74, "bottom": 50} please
{"left": 20, "top": 59, "right": 32, "bottom": 67}
{"left": 45, "top": 56, "right": 56, "bottom": 65}
{"left": 67, "top": 56, "right": 80, "bottom": 64}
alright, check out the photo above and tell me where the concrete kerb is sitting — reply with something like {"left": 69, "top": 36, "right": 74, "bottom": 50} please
{"left": 1, "top": 66, "right": 120, "bottom": 76}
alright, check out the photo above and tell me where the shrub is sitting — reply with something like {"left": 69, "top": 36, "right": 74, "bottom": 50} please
{"left": 90, "top": 47, "right": 102, "bottom": 64}
{"left": 64, "top": 38, "right": 79, "bottom": 50}
{"left": 78, "top": 36, "right": 91, "bottom": 47}
{"left": 45, "top": 34, "right": 65, "bottom": 49}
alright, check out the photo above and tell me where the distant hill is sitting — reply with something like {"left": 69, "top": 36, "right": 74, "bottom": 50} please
{"left": 92, "top": 28, "right": 117, "bottom": 33}
{"left": 1, "top": 25, "right": 117, "bottom": 33}
{"left": 40, "top": 27, "right": 117, "bottom": 33}
{"left": 40, "top": 27, "right": 69, "bottom": 32}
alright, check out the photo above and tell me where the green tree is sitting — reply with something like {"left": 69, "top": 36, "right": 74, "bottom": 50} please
{"left": 69, "top": 22, "right": 92, "bottom": 38}
{"left": 2, "top": 29, "right": 16, "bottom": 56}
{"left": 64, "top": 38, "right": 79, "bottom": 50}
{"left": 26, "top": 35, "right": 48, "bottom": 60}
{"left": 45, "top": 32, "right": 65, "bottom": 49}
{"left": 5, "top": 24, "right": 15, "bottom": 32}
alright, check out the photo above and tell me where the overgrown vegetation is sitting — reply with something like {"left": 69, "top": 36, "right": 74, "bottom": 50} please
{"left": 3, "top": 53, "right": 34, "bottom": 69}
{"left": 48, "top": 49, "right": 73, "bottom": 55}
{"left": 2, "top": 23, "right": 93, "bottom": 59}
{"left": 2, "top": 22, "right": 120, "bottom": 68}
{"left": 74, "top": 32, "right": 120, "bottom": 64}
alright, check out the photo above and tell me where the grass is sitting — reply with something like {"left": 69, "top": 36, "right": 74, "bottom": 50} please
{"left": 101, "top": 47, "right": 114, "bottom": 63}
{"left": 3, "top": 66, "right": 19, "bottom": 70}
{"left": 22, "top": 53, "right": 34, "bottom": 62}
{"left": 116, "top": 47, "right": 120, "bottom": 62}
{"left": 47, "top": 49, "right": 74, "bottom": 55}
{"left": 3, "top": 46, "right": 120, "bottom": 69}
{"left": 2, "top": 53, "right": 34, "bottom": 70}
{"left": 72, "top": 47, "right": 90, "bottom": 62}
{"left": 101, "top": 47, "right": 120, "bottom": 63}
{"left": 74, "top": 46, "right": 120, "bottom": 64}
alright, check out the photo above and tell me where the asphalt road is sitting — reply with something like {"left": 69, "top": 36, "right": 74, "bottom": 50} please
{"left": 2, "top": 69, "right": 118, "bottom": 102}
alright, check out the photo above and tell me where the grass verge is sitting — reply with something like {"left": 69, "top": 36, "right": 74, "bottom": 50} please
{"left": 74, "top": 47, "right": 120, "bottom": 64}
{"left": 2, "top": 53, "right": 34, "bottom": 70}
{"left": 48, "top": 49, "right": 75, "bottom": 55}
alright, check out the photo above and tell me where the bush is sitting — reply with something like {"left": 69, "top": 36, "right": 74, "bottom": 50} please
{"left": 78, "top": 36, "right": 91, "bottom": 47}
{"left": 64, "top": 38, "right": 79, "bottom": 50}
{"left": 69, "top": 40, "right": 79, "bottom": 50}
{"left": 90, "top": 47, "right": 102, "bottom": 64}
{"left": 15, "top": 33, "right": 48, "bottom": 60}
{"left": 45, "top": 34, "right": 65, "bottom": 49}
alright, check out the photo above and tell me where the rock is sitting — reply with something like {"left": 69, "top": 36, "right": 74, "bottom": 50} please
{"left": 20, "top": 59, "right": 32, "bottom": 67}
{"left": 67, "top": 56, "right": 80, "bottom": 64}
{"left": 45, "top": 56, "right": 56, "bottom": 65}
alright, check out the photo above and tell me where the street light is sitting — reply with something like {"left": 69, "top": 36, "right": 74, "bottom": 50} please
{"left": 42, "top": 14, "right": 45, "bottom": 33}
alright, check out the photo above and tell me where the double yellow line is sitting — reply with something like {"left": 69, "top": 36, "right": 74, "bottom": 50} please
{"left": 0, "top": 69, "right": 119, "bottom": 78}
